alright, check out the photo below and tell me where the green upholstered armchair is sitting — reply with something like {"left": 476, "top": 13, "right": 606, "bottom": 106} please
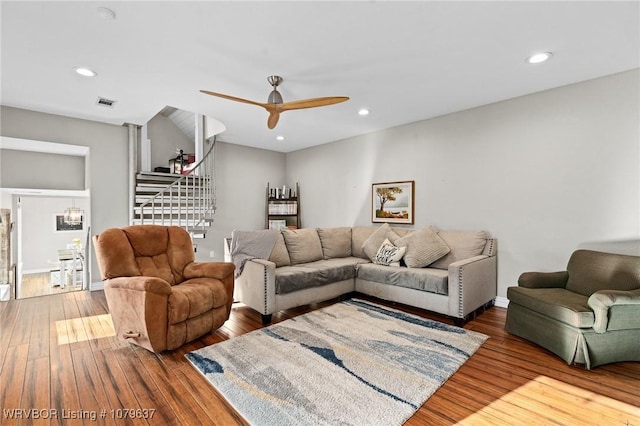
{"left": 505, "top": 249, "right": 640, "bottom": 369}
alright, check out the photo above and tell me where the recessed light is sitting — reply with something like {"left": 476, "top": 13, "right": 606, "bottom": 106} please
{"left": 526, "top": 52, "right": 553, "bottom": 64}
{"left": 358, "top": 108, "right": 370, "bottom": 116}
{"left": 74, "top": 67, "right": 97, "bottom": 77}
{"left": 276, "top": 135, "right": 285, "bottom": 141}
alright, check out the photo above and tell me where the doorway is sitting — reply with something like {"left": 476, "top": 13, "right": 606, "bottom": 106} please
{"left": 14, "top": 194, "right": 90, "bottom": 299}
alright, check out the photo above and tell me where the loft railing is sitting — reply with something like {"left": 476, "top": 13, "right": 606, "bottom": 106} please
{"left": 138, "top": 138, "right": 216, "bottom": 237}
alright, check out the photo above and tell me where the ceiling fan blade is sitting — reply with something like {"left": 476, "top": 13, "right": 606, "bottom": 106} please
{"left": 200, "top": 90, "right": 267, "bottom": 108}
{"left": 279, "top": 96, "right": 349, "bottom": 111}
{"left": 267, "top": 111, "right": 280, "bottom": 129}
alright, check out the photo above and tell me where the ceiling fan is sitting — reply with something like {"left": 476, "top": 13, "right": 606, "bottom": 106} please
{"left": 200, "top": 76, "right": 349, "bottom": 129}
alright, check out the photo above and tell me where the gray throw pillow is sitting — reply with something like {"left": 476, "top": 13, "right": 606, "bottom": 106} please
{"left": 361, "top": 223, "right": 400, "bottom": 262}
{"left": 282, "top": 228, "right": 324, "bottom": 265}
{"left": 394, "top": 226, "right": 450, "bottom": 268}
{"left": 268, "top": 232, "right": 291, "bottom": 267}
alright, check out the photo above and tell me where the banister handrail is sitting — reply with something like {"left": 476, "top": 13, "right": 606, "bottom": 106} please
{"left": 138, "top": 137, "right": 216, "bottom": 237}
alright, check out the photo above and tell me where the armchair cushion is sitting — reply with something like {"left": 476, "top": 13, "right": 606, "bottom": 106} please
{"left": 566, "top": 249, "right": 640, "bottom": 296}
{"left": 506, "top": 287, "right": 594, "bottom": 328}
{"left": 168, "top": 278, "right": 228, "bottom": 324}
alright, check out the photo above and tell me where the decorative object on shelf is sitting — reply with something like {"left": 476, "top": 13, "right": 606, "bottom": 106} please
{"left": 266, "top": 182, "right": 300, "bottom": 229}
{"left": 55, "top": 213, "right": 84, "bottom": 232}
{"left": 372, "top": 180, "right": 415, "bottom": 224}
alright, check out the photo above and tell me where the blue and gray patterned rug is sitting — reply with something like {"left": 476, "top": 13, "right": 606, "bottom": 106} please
{"left": 186, "top": 299, "right": 488, "bottom": 426}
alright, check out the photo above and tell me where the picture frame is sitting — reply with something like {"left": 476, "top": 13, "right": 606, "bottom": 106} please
{"left": 53, "top": 214, "right": 84, "bottom": 232}
{"left": 372, "top": 180, "right": 415, "bottom": 224}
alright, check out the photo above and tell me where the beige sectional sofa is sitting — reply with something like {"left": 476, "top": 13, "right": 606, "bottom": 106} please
{"left": 232, "top": 224, "right": 497, "bottom": 325}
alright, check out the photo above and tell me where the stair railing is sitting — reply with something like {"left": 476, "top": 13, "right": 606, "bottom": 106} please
{"left": 138, "top": 137, "right": 216, "bottom": 237}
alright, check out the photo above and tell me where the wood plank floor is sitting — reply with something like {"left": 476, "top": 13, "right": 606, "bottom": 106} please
{"left": 0, "top": 290, "right": 638, "bottom": 425}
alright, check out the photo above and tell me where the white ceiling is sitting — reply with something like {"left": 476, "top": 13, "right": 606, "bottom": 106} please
{"left": 2, "top": 1, "right": 638, "bottom": 153}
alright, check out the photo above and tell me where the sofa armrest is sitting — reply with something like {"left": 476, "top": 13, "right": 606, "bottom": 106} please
{"left": 234, "top": 258, "right": 277, "bottom": 316}
{"left": 105, "top": 276, "right": 172, "bottom": 295}
{"left": 183, "top": 261, "right": 235, "bottom": 281}
{"left": 588, "top": 288, "right": 640, "bottom": 333}
{"left": 448, "top": 255, "right": 497, "bottom": 318}
{"left": 518, "top": 271, "right": 568, "bottom": 289}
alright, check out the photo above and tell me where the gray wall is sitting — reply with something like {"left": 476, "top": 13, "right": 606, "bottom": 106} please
{"left": 1, "top": 149, "right": 85, "bottom": 190}
{"left": 286, "top": 69, "right": 640, "bottom": 301}
{"left": 194, "top": 141, "right": 286, "bottom": 262}
{"left": 147, "top": 113, "right": 195, "bottom": 171}
{"left": 0, "top": 106, "right": 129, "bottom": 281}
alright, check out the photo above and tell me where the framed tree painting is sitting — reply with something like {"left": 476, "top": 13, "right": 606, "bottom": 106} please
{"left": 372, "top": 181, "right": 414, "bottom": 224}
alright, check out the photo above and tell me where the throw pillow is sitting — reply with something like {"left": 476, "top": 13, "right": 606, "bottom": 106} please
{"left": 361, "top": 223, "right": 401, "bottom": 262}
{"left": 268, "top": 232, "right": 291, "bottom": 267}
{"left": 282, "top": 228, "right": 324, "bottom": 265}
{"left": 394, "top": 226, "right": 450, "bottom": 268}
{"left": 317, "top": 227, "right": 352, "bottom": 259}
{"left": 429, "top": 230, "right": 488, "bottom": 269}
{"left": 374, "top": 238, "right": 406, "bottom": 267}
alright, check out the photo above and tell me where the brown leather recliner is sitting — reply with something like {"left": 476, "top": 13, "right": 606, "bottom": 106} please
{"left": 93, "top": 225, "right": 235, "bottom": 353}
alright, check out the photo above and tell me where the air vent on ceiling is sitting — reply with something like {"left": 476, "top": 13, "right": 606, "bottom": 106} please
{"left": 96, "top": 97, "right": 117, "bottom": 108}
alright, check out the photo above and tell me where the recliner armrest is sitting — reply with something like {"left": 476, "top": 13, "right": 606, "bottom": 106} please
{"left": 183, "top": 261, "right": 235, "bottom": 280}
{"left": 105, "top": 276, "right": 172, "bottom": 295}
{"left": 518, "top": 271, "right": 568, "bottom": 289}
{"left": 588, "top": 288, "right": 640, "bottom": 333}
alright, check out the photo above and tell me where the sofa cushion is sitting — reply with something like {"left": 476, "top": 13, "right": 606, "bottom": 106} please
{"left": 357, "top": 263, "right": 449, "bottom": 295}
{"left": 268, "top": 232, "right": 291, "bottom": 267}
{"left": 282, "top": 228, "right": 323, "bottom": 265}
{"left": 430, "top": 230, "right": 488, "bottom": 270}
{"left": 318, "top": 227, "right": 352, "bottom": 259}
{"left": 394, "top": 226, "right": 450, "bottom": 268}
{"left": 275, "top": 257, "right": 367, "bottom": 294}
{"left": 352, "top": 227, "right": 377, "bottom": 259}
{"left": 374, "top": 238, "right": 406, "bottom": 267}
{"left": 507, "top": 287, "right": 594, "bottom": 328}
{"left": 361, "top": 223, "right": 401, "bottom": 262}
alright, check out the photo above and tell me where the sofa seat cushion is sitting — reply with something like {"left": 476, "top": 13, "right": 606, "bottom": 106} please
{"left": 168, "top": 278, "right": 228, "bottom": 324}
{"left": 275, "top": 257, "right": 368, "bottom": 295}
{"left": 507, "top": 287, "right": 594, "bottom": 329}
{"left": 356, "top": 264, "right": 449, "bottom": 295}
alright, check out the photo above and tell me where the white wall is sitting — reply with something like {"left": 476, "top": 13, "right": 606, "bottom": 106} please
{"left": 193, "top": 141, "right": 286, "bottom": 262}
{"left": 286, "top": 69, "right": 640, "bottom": 299}
{"left": 20, "top": 196, "right": 90, "bottom": 272}
{"left": 0, "top": 106, "right": 129, "bottom": 281}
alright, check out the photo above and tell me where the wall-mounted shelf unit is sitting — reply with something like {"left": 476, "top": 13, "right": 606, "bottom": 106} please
{"left": 266, "top": 182, "right": 300, "bottom": 230}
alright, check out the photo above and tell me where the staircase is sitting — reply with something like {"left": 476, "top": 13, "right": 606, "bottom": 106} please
{"left": 133, "top": 140, "right": 216, "bottom": 240}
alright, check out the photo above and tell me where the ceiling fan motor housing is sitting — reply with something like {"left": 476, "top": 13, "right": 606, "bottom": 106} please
{"left": 267, "top": 75, "right": 284, "bottom": 104}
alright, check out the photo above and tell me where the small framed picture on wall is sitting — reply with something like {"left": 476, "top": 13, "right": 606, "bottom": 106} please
{"left": 372, "top": 180, "right": 415, "bottom": 224}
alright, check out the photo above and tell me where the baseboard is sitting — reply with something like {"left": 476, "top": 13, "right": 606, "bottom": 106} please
{"left": 89, "top": 281, "right": 104, "bottom": 291}
{"left": 495, "top": 296, "right": 509, "bottom": 308}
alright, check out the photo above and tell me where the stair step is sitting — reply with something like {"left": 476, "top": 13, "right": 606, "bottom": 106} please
{"left": 131, "top": 219, "right": 212, "bottom": 227}
{"left": 133, "top": 204, "right": 214, "bottom": 216}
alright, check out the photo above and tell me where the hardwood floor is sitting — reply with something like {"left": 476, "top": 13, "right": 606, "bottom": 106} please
{"left": 19, "top": 273, "right": 83, "bottom": 299}
{"left": 0, "top": 290, "right": 638, "bottom": 425}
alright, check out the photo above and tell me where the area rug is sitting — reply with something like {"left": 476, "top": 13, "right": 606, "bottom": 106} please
{"left": 186, "top": 299, "right": 488, "bottom": 426}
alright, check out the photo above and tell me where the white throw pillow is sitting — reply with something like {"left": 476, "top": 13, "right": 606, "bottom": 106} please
{"left": 374, "top": 238, "right": 406, "bottom": 267}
